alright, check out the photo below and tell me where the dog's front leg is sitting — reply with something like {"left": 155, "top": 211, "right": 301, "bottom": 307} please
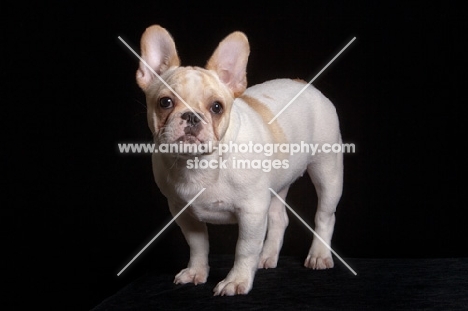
{"left": 213, "top": 201, "right": 268, "bottom": 296}
{"left": 170, "top": 202, "right": 210, "bottom": 285}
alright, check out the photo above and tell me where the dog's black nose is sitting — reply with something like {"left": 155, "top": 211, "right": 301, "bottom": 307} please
{"left": 181, "top": 112, "right": 201, "bottom": 126}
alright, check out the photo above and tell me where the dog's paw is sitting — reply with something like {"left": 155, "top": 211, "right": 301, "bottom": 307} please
{"left": 213, "top": 276, "right": 252, "bottom": 296}
{"left": 304, "top": 254, "right": 334, "bottom": 270}
{"left": 174, "top": 266, "right": 209, "bottom": 285}
{"left": 258, "top": 254, "right": 279, "bottom": 269}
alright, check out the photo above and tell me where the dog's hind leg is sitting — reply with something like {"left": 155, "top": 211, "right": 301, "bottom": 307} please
{"left": 304, "top": 149, "right": 343, "bottom": 269}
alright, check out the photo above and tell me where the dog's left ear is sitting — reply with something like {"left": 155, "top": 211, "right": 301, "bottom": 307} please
{"left": 206, "top": 32, "right": 250, "bottom": 97}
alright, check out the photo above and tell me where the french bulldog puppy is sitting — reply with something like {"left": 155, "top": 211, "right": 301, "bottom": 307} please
{"left": 136, "top": 25, "right": 343, "bottom": 296}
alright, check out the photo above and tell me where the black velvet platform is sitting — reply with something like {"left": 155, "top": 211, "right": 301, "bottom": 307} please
{"left": 92, "top": 257, "right": 468, "bottom": 310}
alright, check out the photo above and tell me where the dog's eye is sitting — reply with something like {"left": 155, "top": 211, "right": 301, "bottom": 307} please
{"left": 210, "top": 101, "right": 223, "bottom": 114}
{"left": 159, "top": 97, "right": 174, "bottom": 109}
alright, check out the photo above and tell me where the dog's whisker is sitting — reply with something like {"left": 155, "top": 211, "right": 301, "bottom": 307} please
{"left": 134, "top": 98, "right": 147, "bottom": 109}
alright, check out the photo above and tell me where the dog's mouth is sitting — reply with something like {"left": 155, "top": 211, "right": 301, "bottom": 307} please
{"left": 156, "top": 123, "right": 216, "bottom": 155}
{"left": 177, "top": 134, "right": 203, "bottom": 144}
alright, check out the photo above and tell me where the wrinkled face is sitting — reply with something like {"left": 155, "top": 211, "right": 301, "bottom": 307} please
{"left": 146, "top": 66, "right": 234, "bottom": 153}
{"left": 136, "top": 26, "right": 249, "bottom": 155}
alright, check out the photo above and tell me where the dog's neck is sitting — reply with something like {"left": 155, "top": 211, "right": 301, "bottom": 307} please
{"left": 220, "top": 101, "right": 242, "bottom": 145}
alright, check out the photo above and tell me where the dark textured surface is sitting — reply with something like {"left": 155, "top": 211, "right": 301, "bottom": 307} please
{"left": 92, "top": 257, "right": 468, "bottom": 310}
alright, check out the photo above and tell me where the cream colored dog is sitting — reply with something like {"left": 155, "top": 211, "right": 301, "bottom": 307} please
{"left": 136, "top": 25, "right": 343, "bottom": 296}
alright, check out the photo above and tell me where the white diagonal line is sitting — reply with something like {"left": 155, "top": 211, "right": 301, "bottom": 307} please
{"left": 269, "top": 188, "right": 357, "bottom": 275}
{"left": 117, "top": 188, "right": 206, "bottom": 276}
{"left": 118, "top": 36, "right": 208, "bottom": 124}
{"left": 268, "top": 37, "right": 356, "bottom": 124}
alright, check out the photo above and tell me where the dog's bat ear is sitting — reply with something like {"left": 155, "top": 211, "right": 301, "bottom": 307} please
{"left": 206, "top": 32, "right": 250, "bottom": 97}
{"left": 136, "top": 25, "right": 180, "bottom": 91}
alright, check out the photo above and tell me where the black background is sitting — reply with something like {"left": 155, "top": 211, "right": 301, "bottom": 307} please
{"left": 8, "top": 1, "right": 465, "bottom": 309}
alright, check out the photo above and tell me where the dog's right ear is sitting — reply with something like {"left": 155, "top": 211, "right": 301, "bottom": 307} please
{"left": 136, "top": 25, "right": 180, "bottom": 91}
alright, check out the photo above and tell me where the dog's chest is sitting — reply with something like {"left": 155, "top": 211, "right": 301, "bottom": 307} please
{"left": 187, "top": 199, "right": 237, "bottom": 224}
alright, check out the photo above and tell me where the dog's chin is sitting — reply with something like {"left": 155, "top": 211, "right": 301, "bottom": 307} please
{"left": 177, "top": 134, "right": 203, "bottom": 144}
{"left": 159, "top": 135, "right": 216, "bottom": 157}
